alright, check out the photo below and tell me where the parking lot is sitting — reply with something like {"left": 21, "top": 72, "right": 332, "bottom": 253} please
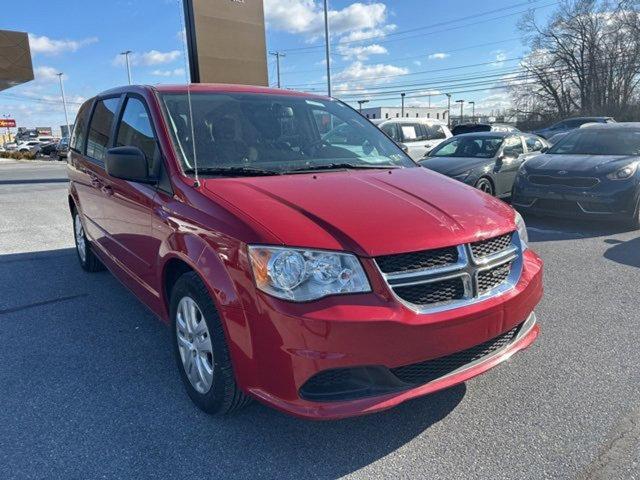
{"left": 0, "top": 159, "right": 639, "bottom": 479}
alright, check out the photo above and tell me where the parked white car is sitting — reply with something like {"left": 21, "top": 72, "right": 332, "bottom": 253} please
{"left": 17, "top": 140, "right": 42, "bottom": 155}
{"left": 372, "top": 118, "right": 452, "bottom": 161}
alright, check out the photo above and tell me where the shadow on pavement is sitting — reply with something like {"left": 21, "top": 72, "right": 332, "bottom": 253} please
{"left": 0, "top": 248, "right": 464, "bottom": 479}
{"left": 603, "top": 237, "right": 640, "bottom": 268}
{"left": 0, "top": 178, "right": 69, "bottom": 185}
{"left": 522, "top": 212, "right": 633, "bottom": 242}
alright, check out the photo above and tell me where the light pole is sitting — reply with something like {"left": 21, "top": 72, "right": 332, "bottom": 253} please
{"left": 469, "top": 101, "right": 476, "bottom": 123}
{"left": 446, "top": 93, "right": 451, "bottom": 128}
{"left": 268, "top": 51, "right": 286, "bottom": 88}
{"left": 2, "top": 114, "right": 11, "bottom": 143}
{"left": 323, "top": 0, "right": 331, "bottom": 96}
{"left": 401, "top": 92, "right": 406, "bottom": 117}
{"left": 120, "top": 50, "right": 133, "bottom": 85}
{"left": 56, "top": 73, "right": 71, "bottom": 139}
{"left": 455, "top": 99, "right": 465, "bottom": 125}
{"left": 357, "top": 99, "right": 369, "bottom": 114}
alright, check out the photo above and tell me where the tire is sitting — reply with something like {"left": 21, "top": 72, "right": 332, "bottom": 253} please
{"left": 170, "top": 271, "right": 250, "bottom": 415}
{"left": 626, "top": 199, "right": 640, "bottom": 230}
{"left": 72, "top": 209, "right": 104, "bottom": 272}
{"left": 475, "top": 177, "right": 495, "bottom": 196}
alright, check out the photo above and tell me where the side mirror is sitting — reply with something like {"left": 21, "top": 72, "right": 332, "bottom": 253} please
{"left": 540, "top": 146, "right": 549, "bottom": 153}
{"left": 105, "top": 146, "right": 155, "bottom": 184}
{"left": 397, "top": 142, "right": 409, "bottom": 154}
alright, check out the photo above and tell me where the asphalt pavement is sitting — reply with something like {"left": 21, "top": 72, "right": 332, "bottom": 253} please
{"left": 0, "top": 159, "right": 638, "bottom": 479}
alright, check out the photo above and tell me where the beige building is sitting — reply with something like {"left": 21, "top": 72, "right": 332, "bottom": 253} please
{"left": 183, "top": 0, "right": 268, "bottom": 86}
{"left": 0, "top": 30, "right": 33, "bottom": 91}
{"left": 361, "top": 106, "right": 449, "bottom": 122}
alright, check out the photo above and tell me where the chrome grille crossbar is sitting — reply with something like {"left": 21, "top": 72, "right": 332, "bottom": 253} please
{"left": 376, "top": 233, "right": 523, "bottom": 313}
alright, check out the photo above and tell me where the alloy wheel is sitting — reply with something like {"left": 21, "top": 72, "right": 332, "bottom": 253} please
{"left": 175, "top": 296, "right": 214, "bottom": 394}
{"left": 476, "top": 178, "right": 494, "bottom": 195}
{"left": 74, "top": 213, "right": 87, "bottom": 263}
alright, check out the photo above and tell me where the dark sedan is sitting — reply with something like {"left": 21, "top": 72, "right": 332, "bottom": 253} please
{"left": 420, "top": 132, "right": 548, "bottom": 198}
{"left": 512, "top": 124, "right": 640, "bottom": 227}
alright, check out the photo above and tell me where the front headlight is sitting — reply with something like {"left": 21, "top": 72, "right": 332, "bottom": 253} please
{"left": 606, "top": 162, "right": 638, "bottom": 180}
{"left": 248, "top": 246, "right": 371, "bottom": 301}
{"left": 514, "top": 210, "right": 528, "bottom": 250}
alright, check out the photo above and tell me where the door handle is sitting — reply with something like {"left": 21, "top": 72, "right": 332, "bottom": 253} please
{"left": 101, "top": 185, "right": 113, "bottom": 196}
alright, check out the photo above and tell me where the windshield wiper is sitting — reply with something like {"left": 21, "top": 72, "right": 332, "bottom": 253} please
{"left": 288, "top": 163, "right": 402, "bottom": 173}
{"left": 185, "top": 166, "right": 282, "bottom": 177}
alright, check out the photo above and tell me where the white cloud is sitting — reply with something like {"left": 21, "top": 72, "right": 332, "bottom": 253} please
{"left": 413, "top": 60, "right": 422, "bottom": 66}
{"left": 33, "top": 66, "right": 61, "bottom": 81}
{"left": 428, "top": 52, "right": 450, "bottom": 60}
{"left": 28, "top": 34, "right": 98, "bottom": 56}
{"left": 264, "top": 0, "right": 394, "bottom": 40}
{"left": 113, "top": 49, "right": 182, "bottom": 67}
{"left": 151, "top": 68, "right": 185, "bottom": 77}
{"left": 334, "top": 61, "right": 409, "bottom": 84}
{"left": 491, "top": 50, "right": 507, "bottom": 67}
{"left": 336, "top": 44, "right": 387, "bottom": 61}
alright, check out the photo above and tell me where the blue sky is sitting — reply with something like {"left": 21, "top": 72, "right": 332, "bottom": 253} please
{"left": 0, "top": 0, "right": 555, "bottom": 134}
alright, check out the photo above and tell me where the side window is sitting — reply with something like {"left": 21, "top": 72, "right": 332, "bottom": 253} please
{"left": 502, "top": 136, "right": 524, "bottom": 157}
{"left": 381, "top": 123, "right": 399, "bottom": 142}
{"left": 525, "top": 136, "right": 545, "bottom": 152}
{"left": 86, "top": 98, "right": 120, "bottom": 161}
{"left": 116, "top": 97, "right": 158, "bottom": 168}
{"left": 426, "top": 124, "right": 446, "bottom": 140}
{"left": 70, "top": 100, "right": 92, "bottom": 153}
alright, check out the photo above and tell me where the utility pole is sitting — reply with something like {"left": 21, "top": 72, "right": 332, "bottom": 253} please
{"left": 357, "top": 99, "right": 369, "bottom": 113}
{"left": 268, "top": 51, "right": 286, "bottom": 88}
{"left": 56, "top": 73, "right": 71, "bottom": 139}
{"left": 401, "top": 92, "right": 406, "bottom": 117}
{"left": 456, "top": 99, "right": 465, "bottom": 125}
{"left": 446, "top": 93, "right": 451, "bottom": 128}
{"left": 469, "top": 101, "right": 476, "bottom": 122}
{"left": 323, "top": 0, "right": 332, "bottom": 96}
{"left": 120, "top": 50, "right": 133, "bottom": 85}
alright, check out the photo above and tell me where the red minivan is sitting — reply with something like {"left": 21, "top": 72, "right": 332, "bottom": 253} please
{"left": 67, "top": 84, "right": 543, "bottom": 420}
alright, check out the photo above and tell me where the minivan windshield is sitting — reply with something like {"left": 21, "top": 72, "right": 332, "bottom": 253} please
{"left": 160, "top": 92, "right": 415, "bottom": 176}
{"left": 548, "top": 129, "right": 640, "bottom": 156}
{"left": 429, "top": 135, "right": 504, "bottom": 158}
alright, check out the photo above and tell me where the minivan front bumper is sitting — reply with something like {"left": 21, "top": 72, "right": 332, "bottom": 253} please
{"left": 231, "top": 249, "right": 543, "bottom": 420}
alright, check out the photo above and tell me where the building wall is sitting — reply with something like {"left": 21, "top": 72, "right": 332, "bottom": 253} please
{"left": 184, "top": 0, "right": 268, "bottom": 86}
{"left": 0, "top": 30, "right": 33, "bottom": 91}
{"left": 360, "top": 106, "right": 449, "bottom": 121}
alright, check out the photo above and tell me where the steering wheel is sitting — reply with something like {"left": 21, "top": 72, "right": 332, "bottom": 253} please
{"left": 304, "top": 138, "right": 331, "bottom": 156}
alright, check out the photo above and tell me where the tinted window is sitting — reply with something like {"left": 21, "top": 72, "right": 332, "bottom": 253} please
{"left": 430, "top": 135, "right": 503, "bottom": 158}
{"left": 70, "top": 100, "right": 92, "bottom": 153}
{"left": 399, "top": 123, "right": 424, "bottom": 141}
{"left": 549, "top": 129, "right": 640, "bottom": 155}
{"left": 426, "top": 124, "right": 446, "bottom": 140}
{"left": 86, "top": 98, "right": 120, "bottom": 161}
{"left": 502, "top": 136, "right": 524, "bottom": 157}
{"left": 381, "top": 123, "right": 400, "bottom": 142}
{"left": 116, "top": 97, "right": 157, "bottom": 167}
{"left": 525, "top": 136, "right": 545, "bottom": 152}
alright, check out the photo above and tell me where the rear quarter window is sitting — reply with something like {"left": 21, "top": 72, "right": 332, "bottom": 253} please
{"left": 86, "top": 97, "right": 120, "bottom": 161}
{"left": 70, "top": 99, "right": 93, "bottom": 153}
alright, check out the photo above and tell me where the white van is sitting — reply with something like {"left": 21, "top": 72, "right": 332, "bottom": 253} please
{"left": 373, "top": 118, "right": 452, "bottom": 161}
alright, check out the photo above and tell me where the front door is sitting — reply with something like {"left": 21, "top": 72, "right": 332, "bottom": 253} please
{"left": 494, "top": 135, "right": 525, "bottom": 196}
{"left": 100, "top": 95, "right": 162, "bottom": 292}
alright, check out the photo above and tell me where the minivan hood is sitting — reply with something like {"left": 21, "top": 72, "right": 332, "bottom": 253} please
{"left": 526, "top": 154, "right": 638, "bottom": 174}
{"left": 200, "top": 168, "right": 516, "bottom": 257}
{"left": 420, "top": 156, "right": 491, "bottom": 177}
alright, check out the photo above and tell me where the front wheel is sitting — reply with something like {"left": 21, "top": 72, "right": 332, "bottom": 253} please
{"left": 170, "top": 272, "right": 250, "bottom": 415}
{"left": 475, "top": 177, "right": 495, "bottom": 196}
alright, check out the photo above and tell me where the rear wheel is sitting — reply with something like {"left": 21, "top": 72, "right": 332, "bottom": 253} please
{"left": 475, "top": 177, "right": 494, "bottom": 196}
{"left": 72, "top": 209, "right": 104, "bottom": 272}
{"left": 626, "top": 199, "right": 640, "bottom": 230}
{"left": 170, "top": 272, "right": 250, "bottom": 415}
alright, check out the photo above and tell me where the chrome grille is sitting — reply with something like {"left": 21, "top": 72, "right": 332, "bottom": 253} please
{"left": 375, "top": 232, "right": 521, "bottom": 312}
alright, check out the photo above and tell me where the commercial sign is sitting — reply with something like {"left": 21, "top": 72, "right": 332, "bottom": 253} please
{"left": 36, "top": 127, "right": 52, "bottom": 136}
{"left": 183, "top": 0, "right": 268, "bottom": 86}
{"left": 0, "top": 118, "right": 16, "bottom": 128}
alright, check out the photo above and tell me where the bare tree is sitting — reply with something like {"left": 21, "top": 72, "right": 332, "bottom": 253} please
{"left": 511, "top": 0, "right": 640, "bottom": 124}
